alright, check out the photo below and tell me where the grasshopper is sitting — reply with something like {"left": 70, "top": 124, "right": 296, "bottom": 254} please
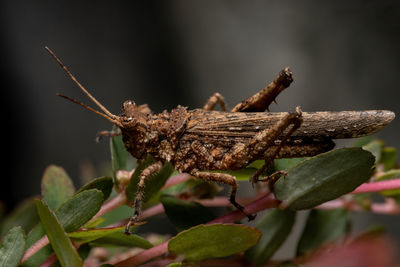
{"left": 45, "top": 47, "right": 395, "bottom": 234}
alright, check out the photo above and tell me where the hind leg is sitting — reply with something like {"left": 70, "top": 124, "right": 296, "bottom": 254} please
{"left": 232, "top": 67, "right": 293, "bottom": 112}
{"left": 218, "top": 107, "right": 303, "bottom": 185}
{"left": 191, "top": 170, "right": 256, "bottom": 221}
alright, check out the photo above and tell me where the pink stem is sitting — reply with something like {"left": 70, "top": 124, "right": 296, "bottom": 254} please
{"left": 351, "top": 179, "right": 400, "bottom": 194}
{"left": 39, "top": 253, "right": 58, "bottom": 267}
{"left": 92, "top": 193, "right": 127, "bottom": 221}
{"left": 208, "top": 194, "right": 278, "bottom": 224}
{"left": 139, "top": 196, "right": 260, "bottom": 221}
{"left": 162, "top": 173, "right": 191, "bottom": 189}
{"left": 318, "top": 197, "right": 400, "bottom": 214}
{"left": 21, "top": 236, "right": 49, "bottom": 263}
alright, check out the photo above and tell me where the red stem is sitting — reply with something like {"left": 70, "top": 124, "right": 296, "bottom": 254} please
{"left": 351, "top": 179, "right": 400, "bottom": 194}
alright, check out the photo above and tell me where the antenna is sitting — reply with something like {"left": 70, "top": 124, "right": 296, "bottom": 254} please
{"left": 45, "top": 47, "right": 122, "bottom": 127}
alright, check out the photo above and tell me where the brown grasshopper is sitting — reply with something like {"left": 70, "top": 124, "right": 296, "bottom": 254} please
{"left": 45, "top": 47, "right": 395, "bottom": 234}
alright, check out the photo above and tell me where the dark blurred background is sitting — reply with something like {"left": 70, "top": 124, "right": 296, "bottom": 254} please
{"left": 1, "top": 0, "right": 399, "bottom": 257}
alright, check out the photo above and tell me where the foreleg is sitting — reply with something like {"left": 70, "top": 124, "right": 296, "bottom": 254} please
{"left": 191, "top": 170, "right": 256, "bottom": 221}
{"left": 96, "top": 128, "right": 122, "bottom": 142}
{"left": 125, "top": 161, "right": 163, "bottom": 235}
{"left": 203, "top": 92, "right": 227, "bottom": 111}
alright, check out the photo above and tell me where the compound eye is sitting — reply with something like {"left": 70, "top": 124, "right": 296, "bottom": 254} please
{"left": 123, "top": 100, "right": 136, "bottom": 109}
{"left": 122, "top": 100, "right": 137, "bottom": 117}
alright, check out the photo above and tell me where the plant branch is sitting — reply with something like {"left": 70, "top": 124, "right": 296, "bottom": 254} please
{"left": 351, "top": 178, "right": 400, "bottom": 194}
{"left": 92, "top": 193, "right": 127, "bottom": 221}
{"left": 318, "top": 197, "right": 400, "bottom": 214}
{"left": 21, "top": 236, "right": 49, "bottom": 263}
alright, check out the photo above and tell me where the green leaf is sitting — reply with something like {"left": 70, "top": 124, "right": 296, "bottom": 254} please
{"left": 248, "top": 160, "right": 265, "bottom": 169}
{"left": 220, "top": 160, "right": 266, "bottom": 181}
{"left": 224, "top": 168, "right": 257, "bottom": 181}
{"left": 0, "top": 198, "right": 39, "bottom": 237}
{"left": 166, "top": 263, "right": 182, "bottom": 267}
{"left": 161, "top": 195, "right": 216, "bottom": 232}
{"left": 68, "top": 226, "right": 125, "bottom": 243}
{"left": 380, "top": 147, "right": 397, "bottom": 171}
{"left": 245, "top": 209, "right": 296, "bottom": 264}
{"left": 83, "top": 217, "right": 105, "bottom": 229}
{"left": 97, "top": 205, "right": 132, "bottom": 228}
{"left": 110, "top": 127, "right": 128, "bottom": 183}
{"left": 362, "top": 140, "right": 384, "bottom": 163}
{"left": 41, "top": 165, "right": 75, "bottom": 211}
{"left": 168, "top": 224, "right": 261, "bottom": 261}
{"left": 274, "top": 158, "right": 307, "bottom": 171}
{"left": 375, "top": 169, "right": 400, "bottom": 196}
{"left": 0, "top": 227, "right": 26, "bottom": 267}
{"left": 56, "top": 189, "right": 104, "bottom": 233}
{"left": 77, "top": 176, "right": 113, "bottom": 200}
{"left": 89, "top": 231, "right": 153, "bottom": 248}
{"left": 126, "top": 156, "right": 174, "bottom": 204}
{"left": 296, "top": 209, "right": 349, "bottom": 256}
{"left": 35, "top": 199, "right": 82, "bottom": 267}
{"left": 77, "top": 243, "right": 91, "bottom": 261}
{"left": 352, "top": 136, "right": 373, "bottom": 147}
{"left": 163, "top": 179, "right": 221, "bottom": 199}
{"left": 274, "top": 148, "right": 375, "bottom": 210}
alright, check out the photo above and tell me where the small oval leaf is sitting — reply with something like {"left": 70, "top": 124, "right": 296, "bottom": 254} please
{"left": 362, "top": 140, "right": 384, "bottom": 163}
{"left": 274, "top": 148, "right": 375, "bottom": 210}
{"left": 0, "top": 226, "right": 26, "bottom": 267}
{"left": 56, "top": 189, "right": 104, "bottom": 232}
{"left": 77, "top": 176, "right": 113, "bottom": 200}
{"left": 168, "top": 224, "right": 261, "bottom": 261}
{"left": 161, "top": 195, "right": 216, "bottom": 232}
{"left": 89, "top": 231, "right": 153, "bottom": 249}
{"left": 41, "top": 165, "right": 75, "bottom": 211}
